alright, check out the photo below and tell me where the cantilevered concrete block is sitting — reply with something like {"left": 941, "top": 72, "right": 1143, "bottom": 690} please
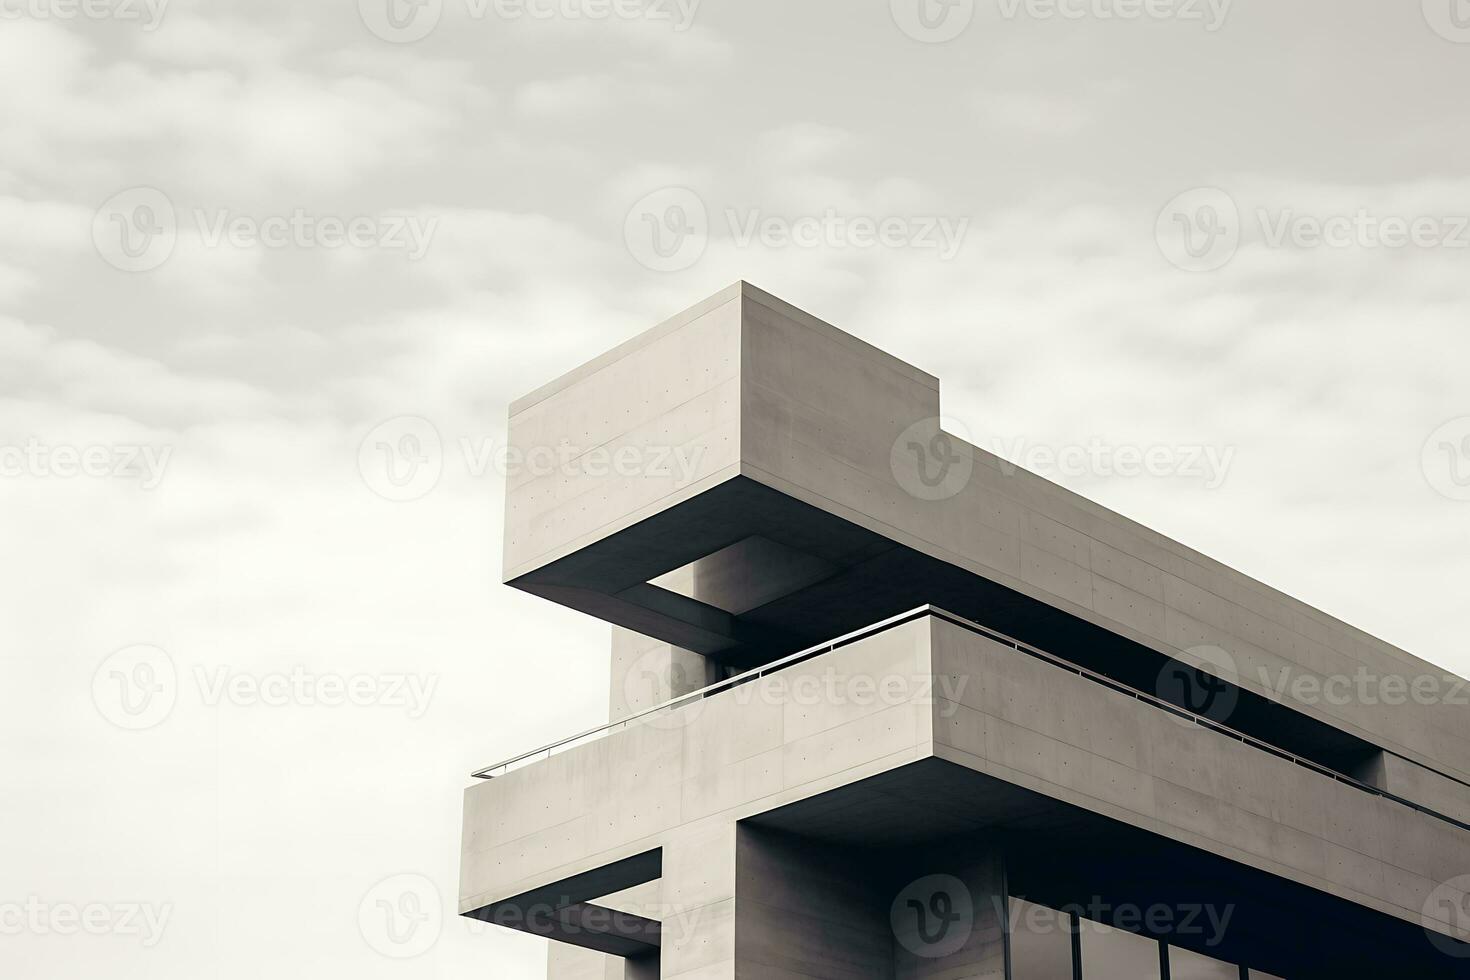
{"left": 501, "top": 282, "right": 1470, "bottom": 789}
{"left": 469, "top": 285, "right": 1470, "bottom": 980}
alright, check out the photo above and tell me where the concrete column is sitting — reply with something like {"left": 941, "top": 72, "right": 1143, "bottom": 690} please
{"left": 610, "top": 626, "right": 721, "bottom": 722}
{"left": 660, "top": 822, "right": 738, "bottom": 980}
{"left": 891, "top": 842, "right": 1006, "bottom": 980}
{"left": 660, "top": 821, "right": 898, "bottom": 979}
{"left": 735, "top": 825, "right": 894, "bottom": 979}
{"left": 548, "top": 944, "right": 657, "bottom": 980}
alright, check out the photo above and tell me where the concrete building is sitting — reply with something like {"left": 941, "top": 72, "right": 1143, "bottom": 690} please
{"left": 461, "top": 282, "right": 1470, "bottom": 978}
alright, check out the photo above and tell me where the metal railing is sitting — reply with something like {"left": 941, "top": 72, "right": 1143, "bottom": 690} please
{"left": 470, "top": 604, "right": 1470, "bottom": 834}
{"left": 470, "top": 606, "right": 931, "bottom": 779}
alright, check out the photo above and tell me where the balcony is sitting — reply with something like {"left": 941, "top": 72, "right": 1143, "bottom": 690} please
{"left": 460, "top": 606, "right": 1470, "bottom": 974}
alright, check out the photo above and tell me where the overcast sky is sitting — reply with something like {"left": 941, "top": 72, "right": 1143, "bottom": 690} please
{"left": 3, "top": 0, "right": 1469, "bottom": 976}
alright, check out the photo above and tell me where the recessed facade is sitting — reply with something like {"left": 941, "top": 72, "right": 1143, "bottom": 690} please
{"left": 461, "top": 282, "right": 1470, "bottom": 978}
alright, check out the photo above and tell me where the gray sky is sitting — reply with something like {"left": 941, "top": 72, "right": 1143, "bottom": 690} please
{"left": 3, "top": 0, "right": 1469, "bottom": 976}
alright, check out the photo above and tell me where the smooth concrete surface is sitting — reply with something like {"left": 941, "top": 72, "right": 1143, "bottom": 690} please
{"left": 548, "top": 943, "right": 658, "bottom": 980}
{"left": 609, "top": 626, "right": 720, "bottom": 723}
{"left": 462, "top": 616, "right": 934, "bottom": 918}
{"left": 477, "top": 285, "right": 1470, "bottom": 978}
{"left": 499, "top": 282, "right": 1470, "bottom": 792}
{"left": 503, "top": 284, "right": 744, "bottom": 580}
{"left": 463, "top": 613, "right": 1470, "bottom": 955}
{"left": 923, "top": 613, "right": 1470, "bottom": 942}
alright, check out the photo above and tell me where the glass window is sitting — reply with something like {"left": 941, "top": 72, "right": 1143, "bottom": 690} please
{"left": 1078, "top": 918, "right": 1162, "bottom": 980}
{"left": 1168, "top": 945, "right": 1239, "bottom": 979}
{"left": 1008, "top": 897, "right": 1073, "bottom": 980}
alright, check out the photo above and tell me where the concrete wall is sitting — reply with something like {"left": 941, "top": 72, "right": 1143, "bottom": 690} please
{"left": 548, "top": 944, "right": 655, "bottom": 980}
{"left": 503, "top": 284, "right": 743, "bottom": 581}
{"left": 469, "top": 611, "right": 1468, "bottom": 973}
{"left": 730, "top": 284, "right": 1470, "bottom": 788}
{"left": 926, "top": 614, "right": 1470, "bottom": 941}
{"left": 733, "top": 826, "right": 893, "bottom": 979}
{"left": 1377, "top": 751, "right": 1470, "bottom": 827}
{"left": 661, "top": 822, "right": 940, "bottom": 980}
{"left": 462, "top": 616, "right": 934, "bottom": 915}
{"left": 609, "top": 626, "right": 720, "bottom": 723}
{"left": 505, "top": 281, "right": 1469, "bottom": 787}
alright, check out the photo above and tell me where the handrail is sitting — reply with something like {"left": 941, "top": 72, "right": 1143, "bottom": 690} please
{"left": 469, "top": 606, "right": 933, "bottom": 779}
{"left": 469, "top": 605, "right": 1470, "bottom": 835}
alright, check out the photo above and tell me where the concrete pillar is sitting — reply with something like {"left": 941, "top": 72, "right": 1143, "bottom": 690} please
{"left": 547, "top": 944, "right": 657, "bottom": 980}
{"left": 735, "top": 825, "right": 894, "bottom": 979}
{"left": 609, "top": 626, "right": 721, "bottom": 722}
{"left": 660, "top": 822, "right": 738, "bottom": 979}
{"left": 660, "top": 822, "right": 898, "bottom": 979}
{"left": 891, "top": 842, "right": 1006, "bottom": 980}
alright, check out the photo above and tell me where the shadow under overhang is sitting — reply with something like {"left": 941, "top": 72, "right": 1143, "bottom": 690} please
{"left": 746, "top": 757, "right": 1470, "bottom": 979}
{"left": 509, "top": 475, "right": 1384, "bottom": 779}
